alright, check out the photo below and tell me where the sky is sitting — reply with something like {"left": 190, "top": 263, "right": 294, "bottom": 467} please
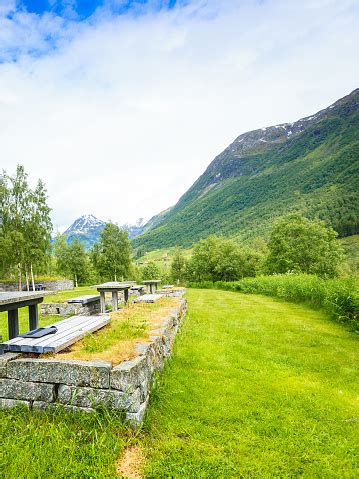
{"left": 0, "top": 0, "right": 358, "bottom": 232}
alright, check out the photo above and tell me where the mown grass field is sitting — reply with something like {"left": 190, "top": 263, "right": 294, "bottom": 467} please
{"left": 0, "top": 289, "right": 358, "bottom": 478}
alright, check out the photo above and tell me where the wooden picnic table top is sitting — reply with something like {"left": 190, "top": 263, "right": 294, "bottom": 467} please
{"left": 143, "top": 280, "right": 161, "bottom": 284}
{"left": 96, "top": 282, "right": 131, "bottom": 291}
{"left": 0, "top": 291, "right": 52, "bottom": 307}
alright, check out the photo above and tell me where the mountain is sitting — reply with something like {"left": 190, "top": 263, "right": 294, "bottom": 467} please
{"left": 133, "top": 88, "right": 359, "bottom": 251}
{"left": 64, "top": 214, "right": 145, "bottom": 249}
{"left": 64, "top": 214, "right": 106, "bottom": 249}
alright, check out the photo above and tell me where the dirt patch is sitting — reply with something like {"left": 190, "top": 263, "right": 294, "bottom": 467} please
{"left": 116, "top": 445, "right": 144, "bottom": 479}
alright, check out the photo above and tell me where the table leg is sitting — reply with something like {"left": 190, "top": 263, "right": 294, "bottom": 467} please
{"left": 112, "top": 291, "right": 119, "bottom": 312}
{"left": 100, "top": 291, "right": 106, "bottom": 313}
{"left": 29, "top": 304, "right": 39, "bottom": 331}
{"left": 124, "top": 289, "right": 129, "bottom": 305}
{"left": 150, "top": 284, "right": 154, "bottom": 294}
{"left": 8, "top": 309, "right": 19, "bottom": 339}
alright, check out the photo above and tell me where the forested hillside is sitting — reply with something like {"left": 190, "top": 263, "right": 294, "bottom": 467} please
{"left": 134, "top": 89, "right": 359, "bottom": 250}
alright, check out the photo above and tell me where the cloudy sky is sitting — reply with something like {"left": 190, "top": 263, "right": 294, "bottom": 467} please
{"left": 1, "top": 0, "right": 358, "bottom": 231}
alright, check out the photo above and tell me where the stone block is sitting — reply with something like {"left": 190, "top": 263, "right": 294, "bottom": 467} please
{"left": 0, "top": 352, "right": 21, "bottom": 378}
{"left": 58, "top": 384, "right": 141, "bottom": 413}
{"left": 7, "top": 359, "right": 111, "bottom": 388}
{"left": 0, "top": 378, "right": 55, "bottom": 401}
{"left": 125, "top": 396, "right": 149, "bottom": 429}
{"left": 111, "top": 355, "right": 151, "bottom": 393}
{"left": 0, "top": 398, "right": 30, "bottom": 409}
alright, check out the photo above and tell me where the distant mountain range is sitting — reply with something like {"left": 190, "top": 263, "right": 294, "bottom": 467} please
{"left": 63, "top": 214, "right": 144, "bottom": 249}
{"left": 133, "top": 88, "right": 359, "bottom": 250}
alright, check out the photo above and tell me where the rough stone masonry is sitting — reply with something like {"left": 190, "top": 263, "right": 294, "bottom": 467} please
{"left": 0, "top": 297, "right": 187, "bottom": 427}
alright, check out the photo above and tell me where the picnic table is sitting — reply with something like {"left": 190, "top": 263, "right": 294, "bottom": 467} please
{"left": 96, "top": 282, "right": 131, "bottom": 313}
{"left": 143, "top": 280, "right": 161, "bottom": 294}
{"left": 0, "top": 291, "right": 52, "bottom": 340}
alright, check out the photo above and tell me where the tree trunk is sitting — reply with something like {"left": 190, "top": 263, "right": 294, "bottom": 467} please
{"left": 17, "top": 262, "right": 22, "bottom": 291}
{"left": 75, "top": 273, "right": 78, "bottom": 288}
{"left": 114, "top": 271, "right": 117, "bottom": 281}
{"left": 30, "top": 263, "right": 35, "bottom": 291}
{"left": 25, "top": 264, "right": 30, "bottom": 291}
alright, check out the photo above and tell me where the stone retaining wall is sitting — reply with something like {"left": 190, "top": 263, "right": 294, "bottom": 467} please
{"left": 0, "top": 279, "right": 74, "bottom": 292}
{"left": 41, "top": 301, "right": 101, "bottom": 316}
{"left": 0, "top": 297, "right": 187, "bottom": 427}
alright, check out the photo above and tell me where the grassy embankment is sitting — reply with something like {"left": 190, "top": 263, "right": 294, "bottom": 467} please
{"left": 1, "top": 288, "right": 358, "bottom": 477}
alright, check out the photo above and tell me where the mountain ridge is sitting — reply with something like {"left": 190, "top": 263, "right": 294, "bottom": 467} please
{"left": 133, "top": 88, "right": 359, "bottom": 250}
{"left": 64, "top": 214, "right": 144, "bottom": 249}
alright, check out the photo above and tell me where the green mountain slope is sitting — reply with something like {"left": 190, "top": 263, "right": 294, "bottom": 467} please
{"left": 134, "top": 89, "right": 359, "bottom": 250}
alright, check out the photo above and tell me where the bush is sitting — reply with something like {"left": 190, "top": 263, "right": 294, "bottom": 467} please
{"left": 189, "top": 274, "right": 358, "bottom": 327}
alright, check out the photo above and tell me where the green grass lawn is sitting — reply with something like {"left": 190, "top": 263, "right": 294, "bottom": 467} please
{"left": 0, "top": 287, "right": 98, "bottom": 341}
{"left": 0, "top": 289, "right": 358, "bottom": 478}
{"left": 142, "top": 289, "right": 358, "bottom": 477}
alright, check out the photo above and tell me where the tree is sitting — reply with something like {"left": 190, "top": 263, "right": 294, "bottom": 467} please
{"left": 1, "top": 166, "right": 52, "bottom": 290}
{"left": 170, "top": 248, "right": 186, "bottom": 284}
{"left": 91, "top": 223, "right": 131, "bottom": 281}
{"left": 25, "top": 179, "right": 52, "bottom": 290}
{"left": 141, "top": 262, "right": 160, "bottom": 280}
{"left": 54, "top": 235, "right": 89, "bottom": 286}
{"left": 187, "top": 235, "right": 262, "bottom": 282}
{"left": 266, "top": 214, "right": 344, "bottom": 277}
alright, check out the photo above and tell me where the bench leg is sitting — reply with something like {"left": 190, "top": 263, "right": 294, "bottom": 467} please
{"left": 112, "top": 291, "right": 119, "bottom": 312}
{"left": 8, "top": 309, "right": 19, "bottom": 339}
{"left": 100, "top": 292, "right": 106, "bottom": 313}
{"left": 124, "top": 289, "right": 129, "bottom": 305}
{"left": 29, "top": 304, "right": 39, "bottom": 331}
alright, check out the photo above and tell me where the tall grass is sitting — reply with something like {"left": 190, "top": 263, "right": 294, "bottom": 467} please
{"left": 189, "top": 274, "right": 358, "bottom": 327}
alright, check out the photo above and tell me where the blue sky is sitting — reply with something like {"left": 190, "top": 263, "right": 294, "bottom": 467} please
{"left": 0, "top": 0, "right": 358, "bottom": 230}
{"left": 18, "top": 0, "right": 178, "bottom": 18}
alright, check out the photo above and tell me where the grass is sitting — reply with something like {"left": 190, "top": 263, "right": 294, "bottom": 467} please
{"left": 0, "top": 289, "right": 358, "bottom": 477}
{"left": 141, "top": 289, "right": 358, "bottom": 477}
{"left": 189, "top": 274, "right": 359, "bottom": 327}
{"left": 0, "top": 287, "right": 98, "bottom": 341}
{"left": 57, "top": 297, "right": 179, "bottom": 364}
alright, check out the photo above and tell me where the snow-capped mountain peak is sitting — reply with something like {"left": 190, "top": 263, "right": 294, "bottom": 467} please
{"left": 64, "top": 214, "right": 106, "bottom": 236}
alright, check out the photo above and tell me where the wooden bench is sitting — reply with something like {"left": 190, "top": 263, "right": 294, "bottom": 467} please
{"left": 66, "top": 295, "right": 100, "bottom": 305}
{"left": 0, "top": 314, "right": 110, "bottom": 354}
{"left": 133, "top": 294, "right": 164, "bottom": 303}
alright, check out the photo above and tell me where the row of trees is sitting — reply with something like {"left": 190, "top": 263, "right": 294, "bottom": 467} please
{"left": 53, "top": 223, "right": 132, "bottom": 286}
{"left": 166, "top": 215, "right": 344, "bottom": 284}
{"left": 0, "top": 166, "right": 52, "bottom": 290}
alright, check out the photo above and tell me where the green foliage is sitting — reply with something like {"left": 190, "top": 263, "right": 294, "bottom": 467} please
{"left": 141, "top": 261, "right": 160, "bottom": 280}
{"left": 189, "top": 274, "right": 358, "bottom": 327}
{"left": 53, "top": 235, "right": 90, "bottom": 286}
{"left": 90, "top": 223, "right": 131, "bottom": 281}
{"left": 186, "top": 235, "right": 264, "bottom": 282}
{"left": 169, "top": 248, "right": 187, "bottom": 284}
{"left": 133, "top": 92, "right": 359, "bottom": 250}
{"left": 266, "top": 214, "right": 344, "bottom": 277}
{"left": 0, "top": 165, "right": 52, "bottom": 287}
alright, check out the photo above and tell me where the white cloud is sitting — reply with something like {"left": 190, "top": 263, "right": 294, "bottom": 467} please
{"left": 0, "top": 0, "right": 358, "bottom": 231}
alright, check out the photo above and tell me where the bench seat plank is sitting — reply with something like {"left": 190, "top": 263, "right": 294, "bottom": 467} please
{"left": 1, "top": 315, "right": 110, "bottom": 354}
{"left": 66, "top": 295, "right": 100, "bottom": 304}
{"left": 133, "top": 294, "right": 164, "bottom": 303}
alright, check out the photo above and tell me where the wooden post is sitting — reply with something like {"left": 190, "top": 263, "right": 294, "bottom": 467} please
{"left": 112, "top": 291, "right": 119, "bottom": 312}
{"left": 150, "top": 283, "right": 154, "bottom": 294}
{"left": 29, "top": 304, "right": 39, "bottom": 331}
{"left": 8, "top": 309, "right": 19, "bottom": 339}
{"left": 100, "top": 291, "right": 106, "bottom": 313}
